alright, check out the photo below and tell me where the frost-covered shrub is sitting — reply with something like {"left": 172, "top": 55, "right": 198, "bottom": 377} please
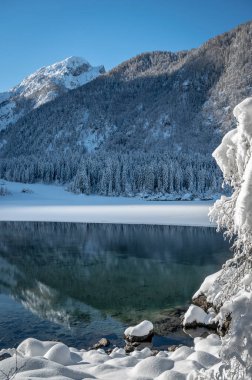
{"left": 208, "top": 97, "right": 252, "bottom": 379}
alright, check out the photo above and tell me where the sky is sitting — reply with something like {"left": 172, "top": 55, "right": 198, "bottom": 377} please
{"left": 0, "top": 0, "right": 251, "bottom": 91}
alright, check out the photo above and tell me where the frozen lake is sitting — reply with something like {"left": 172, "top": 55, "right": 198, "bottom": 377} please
{"left": 0, "top": 222, "right": 231, "bottom": 350}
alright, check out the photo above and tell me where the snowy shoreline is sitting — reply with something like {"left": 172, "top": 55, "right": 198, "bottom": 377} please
{"left": 0, "top": 181, "right": 214, "bottom": 226}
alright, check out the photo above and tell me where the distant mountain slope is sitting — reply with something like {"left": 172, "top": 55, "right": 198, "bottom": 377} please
{"left": 1, "top": 22, "right": 251, "bottom": 158}
{"left": 0, "top": 22, "right": 251, "bottom": 198}
{"left": 0, "top": 57, "right": 105, "bottom": 131}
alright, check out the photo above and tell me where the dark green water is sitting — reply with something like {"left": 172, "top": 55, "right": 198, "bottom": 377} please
{"left": 0, "top": 222, "right": 231, "bottom": 349}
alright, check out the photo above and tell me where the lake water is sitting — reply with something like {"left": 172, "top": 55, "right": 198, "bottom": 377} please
{"left": 0, "top": 222, "right": 231, "bottom": 350}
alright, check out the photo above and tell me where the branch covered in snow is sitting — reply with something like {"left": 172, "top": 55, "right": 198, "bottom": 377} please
{"left": 205, "top": 97, "right": 252, "bottom": 378}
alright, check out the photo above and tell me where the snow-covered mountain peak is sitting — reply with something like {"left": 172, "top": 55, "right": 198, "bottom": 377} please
{"left": 0, "top": 57, "right": 105, "bottom": 130}
{"left": 14, "top": 56, "right": 105, "bottom": 99}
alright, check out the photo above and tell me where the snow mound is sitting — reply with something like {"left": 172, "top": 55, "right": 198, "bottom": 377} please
{"left": 17, "top": 337, "right": 58, "bottom": 357}
{"left": 172, "top": 359, "right": 204, "bottom": 374}
{"left": 44, "top": 342, "right": 74, "bottom": 365}
{"left": 0, "top": 335, "right": 224, "bottom": 379}
{"left": 155, "top": 370, "right": 186, "bottom": 380}
{"left": 186, "top": 350, "right": 220, "bottom": 368}
{"left": 169, "top": 346, "right": 194, "bottom": 361}
{"left": 194, "top": 334, "right": 221, "bottom": 357}
{"left": 130, "top": 356, "right": 174, "bottom": 378}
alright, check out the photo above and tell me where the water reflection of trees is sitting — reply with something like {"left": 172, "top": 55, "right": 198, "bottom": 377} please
{"left": 0, "top": 222, "right": 231, "bottom": 325}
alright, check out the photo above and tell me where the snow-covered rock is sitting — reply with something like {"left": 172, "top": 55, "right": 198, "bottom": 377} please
{"left": 124, "top": 320, "right": 154, "bottom": 340}
{"left": 193, "top": 270, "right": 222, "bottom": 299}
{"left": 183, "top": 305, "right": 216, "bottom": 327}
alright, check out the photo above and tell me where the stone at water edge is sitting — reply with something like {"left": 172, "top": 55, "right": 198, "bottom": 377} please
{"left": 183, "top": 305, "right": 217, "bottom": 329}
{"left": 124, "top": 320, "right": 154, "bottom": 342}
{"left": 125, "top": 341, "right": 153, "bottom": 354}
{"left": 91, "top": 338, "right": 110, "bottom": 350}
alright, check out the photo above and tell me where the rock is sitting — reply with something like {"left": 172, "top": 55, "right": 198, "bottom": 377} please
{"left": 125, "top": 344, "right": 135, "bottom": 354}
{"left": 92, "top": 338, "right": 110, "bottom": 350}
{"left": 192, "top": 294, "right": 213, "bottom": 312}
{"left": 0, "top": 353, "right": 11, "bottom": 361}
{"left": 183, "top": 305, "right": 218, "bottom": 329}
{"left": 124, "top": 340, "right": 153, "bottom": 353}
{"left": 124, "top": 320, "right": 154, "bottom": 343}
{"left": 154, "top": 307, "right": 186, "bottom": 335}
{"left": 218, "top": 313, "right": 232, "bottom": 336}
{"left": 184, "top": 327, "right": 211, "bottom": 339}
{"left": 168, "top": 345, "right": 181, "bottom": 352}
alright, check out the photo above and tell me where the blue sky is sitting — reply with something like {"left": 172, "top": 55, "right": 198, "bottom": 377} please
{"left": 0, "top": 0, "right": 251, "bottom": 91}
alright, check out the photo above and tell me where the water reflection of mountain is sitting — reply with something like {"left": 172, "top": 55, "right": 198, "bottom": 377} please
{"left": 0, "top": 222, "right": 231, "bottom": 325}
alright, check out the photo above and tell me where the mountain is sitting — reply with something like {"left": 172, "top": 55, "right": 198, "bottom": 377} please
{"left": 0, "top": 56, "right": 105, "bottom": 131}
{"left": 0, "top": 22, "right": 252, "bottom": 197}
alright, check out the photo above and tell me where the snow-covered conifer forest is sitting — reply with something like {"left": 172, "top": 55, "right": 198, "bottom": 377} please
{"left": 0, "top": 152, "right": 222, "bottom": 197}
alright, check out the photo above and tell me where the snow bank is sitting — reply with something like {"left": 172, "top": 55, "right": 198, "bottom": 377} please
{"left": 0, "top": 335, "right": 222, "bottom": 380}
{"left": 0, "top": 181, "right": 214, "bottom": 226}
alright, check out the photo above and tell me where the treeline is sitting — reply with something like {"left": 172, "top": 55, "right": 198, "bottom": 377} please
{"left": 0, "top": 152, "right": 222, "bottom": 196}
